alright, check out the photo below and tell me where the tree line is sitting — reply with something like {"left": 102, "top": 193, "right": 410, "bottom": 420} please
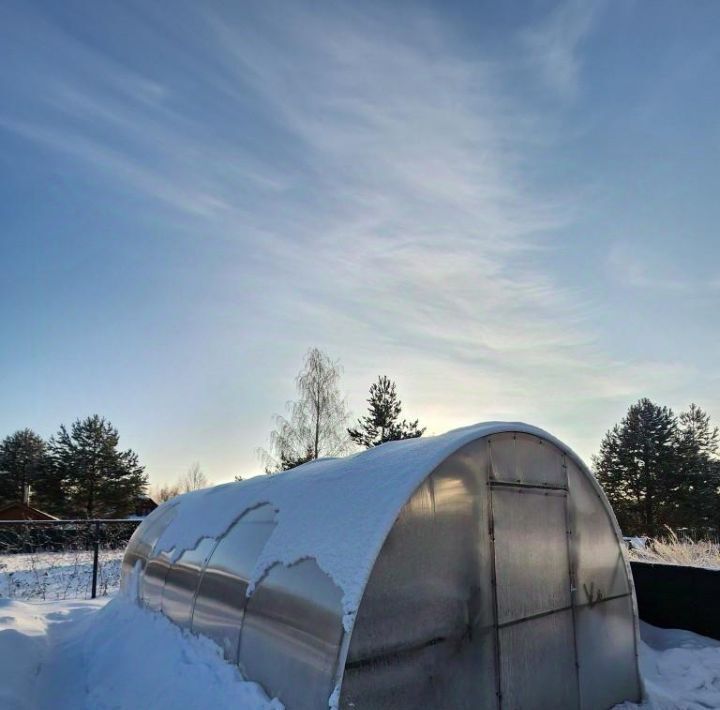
{"left": 594, "top": 399, "right": 719, "bottom": 537}
{"left": 4, "top": 347, "right": 717, "bottom": 535}
{"left": 0, "top": 415, "right": 147, "bottom": 518}
{"left": 258, "top": 348, "right": 425, "bottom": 472}
{"left": 265, "top": 349, "right": 719, "bottom": 538}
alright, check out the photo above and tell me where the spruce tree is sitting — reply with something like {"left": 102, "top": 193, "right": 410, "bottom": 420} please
{"left": 594, "top": 398, "right": 680, "bottom": 536}
{"left": 595, "top": 399, "right": 720, "bottom": 536}
{"left": 49, "top": 415, "right": 147, "bottom": 518}
{"left": 676, "top": 404, "right": 720, "bottom": 531}
{"left": 0, "top": 429, "right": 53, "bottom": 508}
{"left": 348, "top": 376, "right": 425, "bottom": 448}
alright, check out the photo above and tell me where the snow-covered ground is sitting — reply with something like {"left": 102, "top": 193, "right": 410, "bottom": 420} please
{"left": 0, "top": 596, "right": 718, "bottom": 710}
{"left": 0, "top": 550, "right": 124, "bottom": 600}
{"left": 0, "top": 595, "right": 281, "bottom": 710}
{"left": 618, "top": 622, "right": 720, "bottom": 710}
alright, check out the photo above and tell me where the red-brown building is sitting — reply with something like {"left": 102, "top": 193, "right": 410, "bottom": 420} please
{"left": 133, "top": 496, "right": 158, "bottom": 518}
{"left": 0, "top": 501, "right": 59, "bottom": 521}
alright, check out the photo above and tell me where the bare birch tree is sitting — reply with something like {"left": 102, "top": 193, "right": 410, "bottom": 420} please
{"left": 260, "top": 348, "right": 351, "bottom": 472}
{"left": 180, "top": 462, "right": 209, "bottom": 492}
{"left": 153, "top": 482, "right": 181, "bottom": 503}
{"left": 152, "top": 463, "right": 209, "bottom": 502}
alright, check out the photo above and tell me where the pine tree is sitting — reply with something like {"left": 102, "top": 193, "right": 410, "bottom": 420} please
{"left": 676, "top": 404, "right": 720, "bottom": 532}
{"left": 49, "top": 415, "right": 148, "bottom": 518}
{"left": 593, "top": 398, "right": 680, "bottom": 536}
{"left": 260, "top": 348, "right": 351, "bottom": 472}
{"left": 0, "top": 429, "right": 52, "bottom": 508}
{"left": 348, "top": 375, "right": 425, "bottom": 448}
{"left": 278, "top": 446, "right": 316, "bottom": 472}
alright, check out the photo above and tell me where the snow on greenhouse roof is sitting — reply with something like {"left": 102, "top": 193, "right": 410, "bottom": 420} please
{"left": 153, "top": 421, "right": 578, "bottom": 629}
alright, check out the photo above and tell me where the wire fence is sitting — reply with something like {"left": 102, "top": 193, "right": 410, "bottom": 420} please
{"left": 0, "top": 519, "right": 141, "bottom": 601}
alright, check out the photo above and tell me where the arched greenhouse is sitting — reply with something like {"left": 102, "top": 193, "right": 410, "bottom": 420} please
{"left": 121, "top": 422, "right": 642, "bottom": 709}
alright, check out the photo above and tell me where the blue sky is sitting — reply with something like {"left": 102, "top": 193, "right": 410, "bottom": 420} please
{"left": 1, "top": 0, "right": 718, "bottom": 485}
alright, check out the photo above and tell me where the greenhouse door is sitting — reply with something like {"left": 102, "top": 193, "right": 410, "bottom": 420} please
{"left": 489, "top": 484, "right": 580, "bottom": 710}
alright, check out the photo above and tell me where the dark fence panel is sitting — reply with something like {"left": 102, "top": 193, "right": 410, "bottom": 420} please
{"left": 0, "top": 520, "right": 139, "bottom": 553}
{"left": 0, "top": 519, "right": 141, "bottom": 600}
{"left": 631, "top": 561, "right": 720, "bottom": 641}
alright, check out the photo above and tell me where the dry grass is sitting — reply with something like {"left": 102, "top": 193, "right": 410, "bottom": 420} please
{"left": 628, "top": 528, "right": 720, "bottom": 569}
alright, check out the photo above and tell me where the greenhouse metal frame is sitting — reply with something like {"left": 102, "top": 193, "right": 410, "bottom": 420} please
{"left": 121, "top": 422, "right": 642, "bottom": 709}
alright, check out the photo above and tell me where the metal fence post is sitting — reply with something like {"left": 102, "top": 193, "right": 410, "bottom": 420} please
{"left": 91, "top": 520, "right": 100, "bottom": 599}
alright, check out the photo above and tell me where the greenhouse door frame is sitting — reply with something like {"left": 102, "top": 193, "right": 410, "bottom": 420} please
{"left": 487, "top": 479, "right": 581, "bottom": 710}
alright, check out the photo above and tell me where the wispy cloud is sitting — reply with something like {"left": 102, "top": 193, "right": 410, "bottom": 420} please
{"left": 197, "top": 4, "right": 690, "bottom": 443}
{"left": 520, "top": 0, "right": 598, "bottom": 98}
{"left": 606, "top": 242, "right": 720, "bottom": 295}
{"left": 606, "top": 242, "right": 690, "bottom": 292}
{"left": 0, "top": 1, "right": 692, "bottom": 462}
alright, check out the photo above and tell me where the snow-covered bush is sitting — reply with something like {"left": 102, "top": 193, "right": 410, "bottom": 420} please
{"left": 628, "top": 528, "right": 720, "bottom": 570}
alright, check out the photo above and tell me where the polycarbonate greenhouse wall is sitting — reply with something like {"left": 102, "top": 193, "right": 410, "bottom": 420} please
{"left": 121, "top": 422, "right": 642, "bottom": 709}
